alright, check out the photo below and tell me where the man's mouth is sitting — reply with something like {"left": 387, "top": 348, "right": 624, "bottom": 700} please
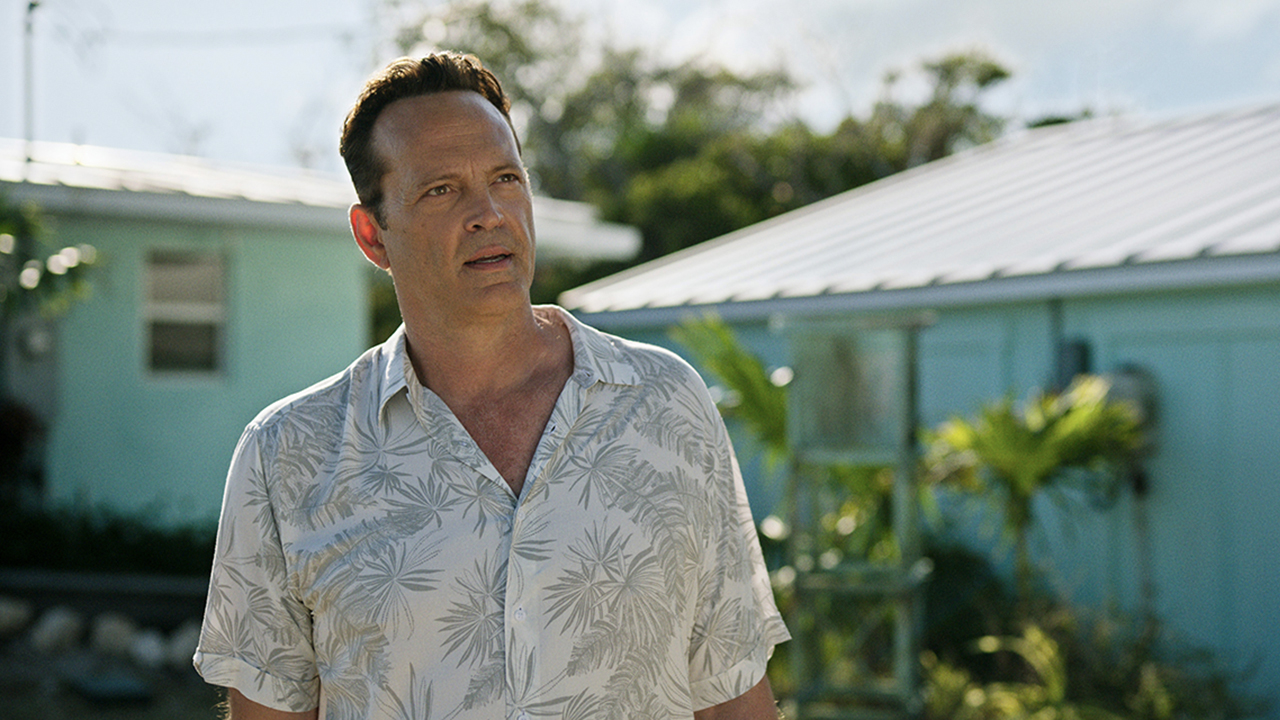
{"left": 465, "top": 253, "right": 512, "bottom": 267}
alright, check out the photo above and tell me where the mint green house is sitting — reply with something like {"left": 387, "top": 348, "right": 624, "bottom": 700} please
{"left": 1, "top": 139, "right": 638, "bottom": 526}
{"left": 562, "top": 105, "right": 1280, "bottom": 711}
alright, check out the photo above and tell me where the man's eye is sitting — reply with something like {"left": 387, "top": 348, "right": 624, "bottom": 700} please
{"left": 425, "top": 185, "right": 450, "bottom": 197}
{"left": 497, "top": 173, "right": 521, "bottom": 184}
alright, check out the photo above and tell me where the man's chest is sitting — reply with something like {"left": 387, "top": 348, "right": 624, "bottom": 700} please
{"left": 282, "top": 445, "right": 704, "bottom": 614}
{"left": 452, "top": 389, "right": 558, "bottom": 495}
{"left": 278, "top": 451, "right": 707, "bottom": 713}
{"left": 426, "top": 338, "right": 576, "bottom": 494}
{"left": 263, "top": 378, "right": 733, "bottom": 717}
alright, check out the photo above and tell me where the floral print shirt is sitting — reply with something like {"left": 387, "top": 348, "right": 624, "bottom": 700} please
{"left": 194, "top": 307, "right": 789, "bottom": 719}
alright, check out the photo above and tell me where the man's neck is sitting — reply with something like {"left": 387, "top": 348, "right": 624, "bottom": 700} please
{"left": 402, "top": 304, "right": 575, "bottom": 493}
{"left": 402, "top": 305, "right": 569, "bottom": 406}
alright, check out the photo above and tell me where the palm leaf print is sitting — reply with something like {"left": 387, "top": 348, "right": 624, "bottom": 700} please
{"left": 354, "top": 540, "right": 443, "bottom": 634}
{"left": 438, "top": 554, "right": 506, "bottom": 668}
{"left": 546, "top": 525, "right": 628, "bottom": 634}
{"left": 456, "top": 473, "right": 515, "bottom": 537}
{"left": 558, "top": 690, "right": 606, "bottom": 720}
{"left": 377, "top": 665, "right": 433, "bottom": 720}
{"left": 382, "top": 471, "right": 461, "bottom": 533}
{"left": 462, "top": 651, "right": 505, "bottom": 709}
{"left": 562, "top": 442, "right": 642, "bottom": 510}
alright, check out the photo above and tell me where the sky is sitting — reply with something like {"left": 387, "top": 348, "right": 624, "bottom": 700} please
{"left": 3, "top": 0, "right": 1280, "bottom": 176}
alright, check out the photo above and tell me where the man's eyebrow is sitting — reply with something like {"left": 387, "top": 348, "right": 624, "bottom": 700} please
{"left": 404, "top": 170, "right": 457, "bottom": 194}
{"left": 402, "top": 158, "right": 524, "bottom": 194}
{"left": 492, "top": 160, "right": 526, "bottom": 176}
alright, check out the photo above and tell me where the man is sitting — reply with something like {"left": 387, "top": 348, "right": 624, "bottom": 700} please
{"left": 194, "top": 52, "right": 789, "bottom": 720}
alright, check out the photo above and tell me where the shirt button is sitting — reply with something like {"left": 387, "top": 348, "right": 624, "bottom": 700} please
{"left": 514, "top": 607, "right": 526, "bottom": 622}
{"left": 518, "top": 712, "right": 531, "bottom": 720}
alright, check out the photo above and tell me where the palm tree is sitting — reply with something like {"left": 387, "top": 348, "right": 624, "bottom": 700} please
{"left": 923, "top": 377, "right": 1142, "bottom": 605}
{"left": 669, "top": 313, "right": 789, "bottom": 465}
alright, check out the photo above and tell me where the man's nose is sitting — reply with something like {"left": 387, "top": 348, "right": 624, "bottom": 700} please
{"left": 466, "top": 189, "right": 504, "bottom": 232}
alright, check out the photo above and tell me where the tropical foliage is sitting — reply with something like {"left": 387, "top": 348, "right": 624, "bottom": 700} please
{"left": 377, "top": 0, "right": 1017, "bottom": 309}
{"left": 0, "top": 193, "right": 97, "bottom": 318}
{"left": 922, "top": 602, "right": 1268, "bottom": 720}
{"left": 669, "top": 314, "right": 788, "bottom": 464}
{"left": 925, "top": 624, "right": 1126, "bottom": 720}
{"left": 924, "top": 378, "right": 1143, "bottom": 602}
{"left": 0, "top": 194, "right": 100, "bottom": 505}
{"left": 671, "top": 313, "right": 1266, "bottom": 720}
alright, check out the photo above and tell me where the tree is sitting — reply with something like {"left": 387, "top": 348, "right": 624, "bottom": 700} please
{"left": 0, "top": 194, "right": 97, "bottom": 320}
{"left": 389, "top": 0, "right": 584, "bottom": 107}
{"left": 387, "top": 0, "right": 620, "bottom": 199}
{"left": 379, "top": 2, "right": 1017, "bottom": 301}
{"left": 611, "top": 118, "right": 884, "bottom": 260}
{"left": 387, "top": 0, "right": 795, "bottom": 206}
{"left": 923, "top": 377, "right": 1142, "bottom": 605}
{"left": 0, "top": 193, "right": 98, "bottom": 505}
{"left": 870, "top": 49, "right": 1012, "bottom": 170}
{"left": 598, "top": 49, "right": 1012, "bottom": 262}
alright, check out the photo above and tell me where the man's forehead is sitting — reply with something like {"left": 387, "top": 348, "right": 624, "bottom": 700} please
{"left": 370, "top": 93, "right": 523, "bottom": 205}
{"left": 375, "top": 91, "right": 507, "bottom": 144}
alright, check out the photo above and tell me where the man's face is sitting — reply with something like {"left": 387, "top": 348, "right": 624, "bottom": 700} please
{"left": 352, "top": 90, "right": 535, "bottom": 325}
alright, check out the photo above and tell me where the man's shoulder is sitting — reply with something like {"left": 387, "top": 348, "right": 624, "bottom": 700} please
{"left": 601, "top": 330, "right": 696, "bottom": 376}
{"left": 245, "top": 336, "right": 397, "bottom": 435}
{"left": 565, "top": 312, "right": 701, "bottom": 386}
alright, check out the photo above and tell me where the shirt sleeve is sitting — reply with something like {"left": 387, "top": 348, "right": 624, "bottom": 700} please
{"left": 687, "top": 399, "right": 791, "bottom": 710}
{"left": 193, "top": 423, "right": 320, "bottom": 712}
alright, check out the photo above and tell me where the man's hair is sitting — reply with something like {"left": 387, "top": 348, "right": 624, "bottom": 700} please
{"left": 339, "top": 52, "right": 516, "bottom": 224}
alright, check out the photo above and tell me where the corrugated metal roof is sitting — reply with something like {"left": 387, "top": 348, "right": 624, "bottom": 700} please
{"left": 561, "top": 103, "right": 1280, "bottom": 323}
{"left": 1, "top": 138, "right": 356, "bottom": 207}
{"left": 0, "top": 138, "right": 639, "bottom": 261}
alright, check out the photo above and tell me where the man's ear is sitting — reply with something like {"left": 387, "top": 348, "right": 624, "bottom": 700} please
{"left": 350, "top": 204, "right": 391, "bottom": 270}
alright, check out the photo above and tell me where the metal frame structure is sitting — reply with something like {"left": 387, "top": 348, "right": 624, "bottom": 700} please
{"left": 784, "top": 314, "right": 933, "bottom": 720}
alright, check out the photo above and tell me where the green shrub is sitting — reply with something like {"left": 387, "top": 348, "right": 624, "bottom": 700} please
{"left": 0, "top": 502, "right": 216, "bottom": 577}
{"left": 921, "top": 601, "right": 1270, "bottom": 720}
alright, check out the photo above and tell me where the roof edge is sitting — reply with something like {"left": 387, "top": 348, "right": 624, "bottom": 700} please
{"left": 570, "top": 252, "right": 1280, "bottom": 328}
{"left": 4, "top": 181, "right": 349, "bottom": 232}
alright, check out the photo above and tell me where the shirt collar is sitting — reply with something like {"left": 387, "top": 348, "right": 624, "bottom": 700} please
{"left": 547, "top": 305, "right": 641, "bottom": 388}
{"left": 375, "top": 325, "right": 411, "bottom": 423}
{"left": 373, "top": 306, "right": 643, "bottom": 423}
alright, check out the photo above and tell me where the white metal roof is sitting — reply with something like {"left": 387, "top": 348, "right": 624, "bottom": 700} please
{"left": 0, "top": 138, "right": 639, "bottom": 262}
{"left": 562, "top": 103, "right": 1280, "bottom": 325}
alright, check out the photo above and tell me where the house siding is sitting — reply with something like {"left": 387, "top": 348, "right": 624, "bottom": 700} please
{"left": 575, "top": 279, "right": 1280, "bottom": 708}
{"left": 45, "top": 214, "right": 367, "bottom": 525}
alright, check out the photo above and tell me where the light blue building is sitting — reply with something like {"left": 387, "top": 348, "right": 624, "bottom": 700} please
{"left": 562, "top": 105, "right": 1280, "bottom": 710}
{"left": 1, "top": 139, "right": 639, "bottom": 526}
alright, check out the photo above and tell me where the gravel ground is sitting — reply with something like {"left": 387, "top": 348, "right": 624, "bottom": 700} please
{"left": 0, "top": 637, "right": 223, "bottom": 720}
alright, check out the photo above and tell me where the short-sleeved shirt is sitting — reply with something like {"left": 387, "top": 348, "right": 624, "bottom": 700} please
{"left": 194, "top": 306, "right": 789, "bottom": 719}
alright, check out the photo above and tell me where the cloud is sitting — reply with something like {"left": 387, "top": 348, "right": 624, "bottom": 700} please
{"left": 1169, "top": 0, "right": 1280, "bottom": 41}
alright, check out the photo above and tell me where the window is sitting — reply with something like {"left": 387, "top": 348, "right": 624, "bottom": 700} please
{"left": 146, "top": 249, "right": 224, "bottom": 373}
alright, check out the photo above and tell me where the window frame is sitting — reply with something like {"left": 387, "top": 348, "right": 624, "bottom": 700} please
{"left": 143, "top": 247, "right": 227, "bottom": 377}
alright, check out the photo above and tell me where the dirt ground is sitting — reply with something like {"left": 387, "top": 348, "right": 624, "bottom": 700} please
{"left": 0, "top": 637, "right": 223, "bottom": 720}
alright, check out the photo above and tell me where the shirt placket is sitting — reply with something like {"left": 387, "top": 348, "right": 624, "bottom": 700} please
{"left": 502, "top": 375, "right": 589, "bottom": 720}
